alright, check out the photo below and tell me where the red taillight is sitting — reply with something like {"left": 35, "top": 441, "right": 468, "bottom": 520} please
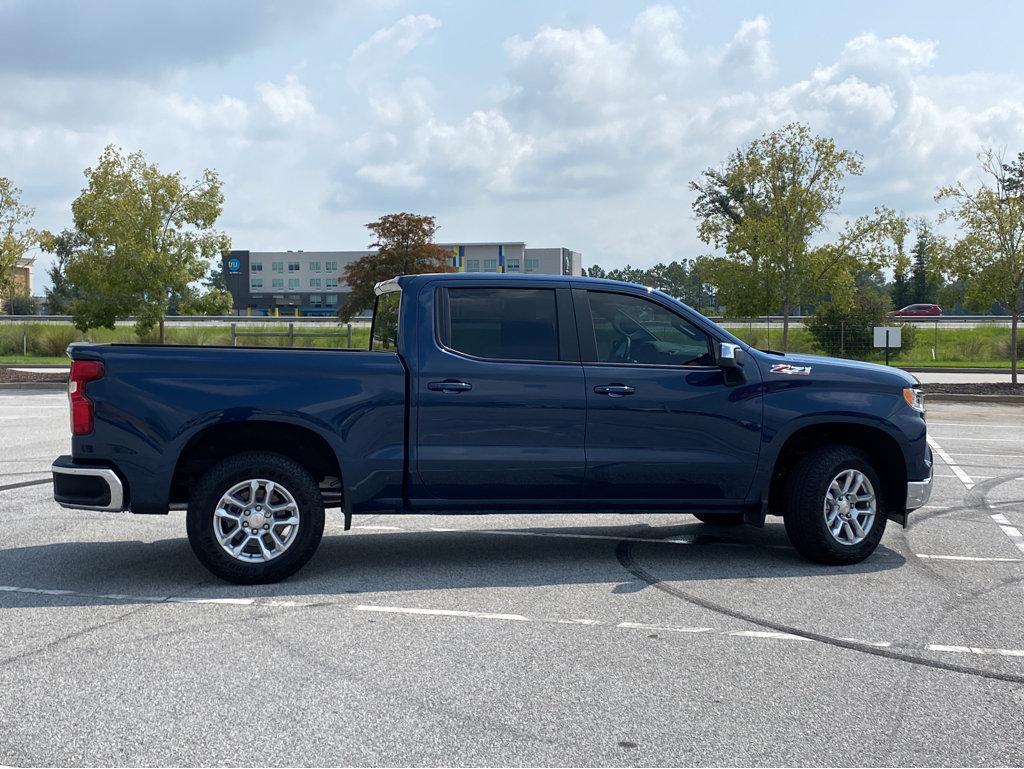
{"left": 69, "top": 360, "right": 104, "bottom": 435}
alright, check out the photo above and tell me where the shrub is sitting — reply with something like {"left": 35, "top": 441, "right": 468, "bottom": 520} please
{"left": 994, "top": 334, "right": 1024, "bottom": 360}
{"left": 33, "top": 326, "right": 81, "bottom": 357}
{"left": 0, "top": 327, "right": 24, "bottom": 355}
{"left": 954, "top": 336, "right": 987, "bottom": 361}
{"left": 806, "top": 291, "right": 891, "bottom": 359}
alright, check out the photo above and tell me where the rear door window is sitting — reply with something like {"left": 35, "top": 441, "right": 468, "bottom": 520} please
{"left": 442, "top": 287, "right": 560, "bottom": 362}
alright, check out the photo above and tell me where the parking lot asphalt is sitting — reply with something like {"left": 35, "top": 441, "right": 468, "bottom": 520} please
{"left": 1, "top": 392, "right": 1023, "bottom": 767}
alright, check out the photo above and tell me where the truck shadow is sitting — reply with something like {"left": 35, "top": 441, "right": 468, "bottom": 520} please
{"left": 0, "top": 519, "right": 905, "bottom": 608}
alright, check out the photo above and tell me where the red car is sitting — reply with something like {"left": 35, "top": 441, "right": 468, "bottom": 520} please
{"left": 893, "top": 303, "right": 942, "bottom": 317}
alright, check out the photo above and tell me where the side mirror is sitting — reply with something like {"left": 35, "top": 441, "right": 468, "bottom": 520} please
{"left": 717, "top": 342, "right": 745, "bottom": 370}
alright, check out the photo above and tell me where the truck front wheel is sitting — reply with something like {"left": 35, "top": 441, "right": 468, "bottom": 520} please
{"left": 782, "top": 445, "right": 887, "bottom": 565}
{"left": 186, "top": 451, "right": 326, "bottom": 584}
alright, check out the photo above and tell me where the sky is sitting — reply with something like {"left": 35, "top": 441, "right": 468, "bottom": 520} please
{"left": 4, "top": 0, "right": 1024, "bottom": 288}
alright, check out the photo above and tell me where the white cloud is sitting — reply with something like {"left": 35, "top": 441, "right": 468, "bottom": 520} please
{"left": 348, "top": 14, "right": 441, "bottom": 87}
{"left": 351, "top": 13, "right": 441, "bottom": 60}
{"left": 718, "top": 16, "right": 775, "bottom": 81}
{"left": 5, "top": 3, "right": 1024, "bottom": 282}
{"left": 258, "top": 75, "right": 317, "bottom": 127}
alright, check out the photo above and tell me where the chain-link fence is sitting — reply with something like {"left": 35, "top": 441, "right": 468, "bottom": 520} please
{"left": 720, "top": 318, "right": 1019, "bottom": 366}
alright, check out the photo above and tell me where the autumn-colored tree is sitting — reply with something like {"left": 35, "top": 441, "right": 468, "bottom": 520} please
{"left": 936, "top": 149, "right": 1024, "bottom": 383}
{"left": 691, "top": 123, "right": 906, "bottom": 349}
{"left": 339, "top": 212, "right": 453, "bottom": 321}
{"left": 62, "top": 145, "right": 229, "bottom": 342}
{"left": 0, "top": 177, "right": 38, "bottom": 312}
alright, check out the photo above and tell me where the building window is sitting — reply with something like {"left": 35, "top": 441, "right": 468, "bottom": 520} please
{"left": 288, "top": 262, "right": 301, "bottom": 272}
{"left": 326, "top": 261, "right": 338, "bottom": 271}
{"left": 484, "top": 259, "right": 497, "bottom": 271}
{"left": 309, "top": 278, "right": 322, "bottom": 288}
{"left": 309, "top": 295, "right": 322, "bottom": 305}
{"left": 466, "top": 259, "right": 480, "bottom": 271}
{"left": 288, "top": 278, "right": 299, "bottom": 289}
{"left": 525, "top": 258, "right": 540, "bottom": 273}
{"left": 272, "top": 261, "right": 283, "bottom": 272}
{"left": 326, "top": 295, "right": 338, "bottom": 305}
{"left": 250, "top": 277, "right": 263, "bottom": 289}
{"left": 272, "top": 278, "right": 284, "bottom": 288}
{"left": 505, "top": 259, "right": 521, "bottom": 272}
{"left": 251, "top": 262, "right": 263, "bottom": 272}
{"left": 326, "top": 277, "right": 338, "bottom": 288}
{"left": 309, "top": 261, "right": 321, "bottom": 272}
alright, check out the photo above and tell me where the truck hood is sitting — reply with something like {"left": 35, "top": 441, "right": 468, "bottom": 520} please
{"left": 754, "top": 351, "right": 919, "bottom": 388}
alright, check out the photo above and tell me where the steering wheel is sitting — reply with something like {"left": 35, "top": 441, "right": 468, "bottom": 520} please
{"left": 611, "top": 312, "right": 632, "bottom": 362}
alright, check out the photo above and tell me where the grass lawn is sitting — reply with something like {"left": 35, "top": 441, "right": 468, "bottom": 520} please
{"left": 1, "top": 321, "right": 1016, "bottom": 369}
{"left": 0, "top": 355, "right": 70, "bottom": 365}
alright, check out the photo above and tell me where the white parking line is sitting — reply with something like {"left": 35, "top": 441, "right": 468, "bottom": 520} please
{"left": 916, "top": 554, "right": 1023, "bottom": 562}
{"left": 5, "top": 583, "right": 1024, "bottom": 661}
{"left": 928, "top": 422, "right": 1024, "bottom": 430}
{"left": 354, "top": 602, "right": 1024, "bottom": 659}
{"left": 355, "top": 605, "right": 531, "bottom": 621}
{"left": 928, "top": 436, "right": 975, "bottom": 489}
{"left": 931, "top": 436, "right": 1024, "bottom": 443}
{"left": 0, "top": 584, "right": 302, "bottom": 607}
{"left": 990, "top": 514, "right": 1024, "bottom": 556}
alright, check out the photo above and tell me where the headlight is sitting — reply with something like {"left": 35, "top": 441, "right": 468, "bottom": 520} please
{"left": 902, "top": 387, "right": 925, "bottom": 413}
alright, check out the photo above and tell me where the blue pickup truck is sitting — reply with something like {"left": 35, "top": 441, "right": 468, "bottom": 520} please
{"left": 52, "top": 273, "right": 932, "bottom": 583}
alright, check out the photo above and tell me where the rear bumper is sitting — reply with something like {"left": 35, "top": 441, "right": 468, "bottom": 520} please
{"left": 51, "top": 455, "right": 125, "bottom": 511}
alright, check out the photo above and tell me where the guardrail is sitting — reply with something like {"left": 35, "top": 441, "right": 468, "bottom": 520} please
{"left": 0, "top": 314, "right": 372, "bottom": 326}
{"left": 710, "top": 315, "right": 1013, "bottom": 324}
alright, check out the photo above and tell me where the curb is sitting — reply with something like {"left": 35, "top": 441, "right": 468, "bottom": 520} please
{"left": 925, "top": 393, "right": 1024, "bottom": 406}
{"left": 902, "top": 366, "right": 1010, "bottom": 374}
{"left": 0, "top": 363, "right": 69, "bottom": 370}
{"left": 0, "top": 383, "right": 67, "bottom": 391}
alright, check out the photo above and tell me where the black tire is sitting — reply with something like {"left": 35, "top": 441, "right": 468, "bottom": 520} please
{"left": 693, "top": 512, "right": 746, "bottom": 526}
{"left": 186, "top": 451, "right": 325, "bottom": 584}
{"left": 782, "top": 445, "right": 887, "bottom": 565}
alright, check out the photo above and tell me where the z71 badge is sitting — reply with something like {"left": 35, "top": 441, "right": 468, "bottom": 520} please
{"left": 770, "top": 363, "right": 812, "bottom": 376}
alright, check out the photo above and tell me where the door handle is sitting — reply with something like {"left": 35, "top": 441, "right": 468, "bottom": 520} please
{"left": 428, "top": 380, "right": 473, "bottom": 393}
{"left": 594, "top": 384, "right": 635, "bottom": 397}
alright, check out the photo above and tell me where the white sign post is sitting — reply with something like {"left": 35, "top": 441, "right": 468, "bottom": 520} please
{"left": 873, "top": 326, "right": 902, "bottom": 366}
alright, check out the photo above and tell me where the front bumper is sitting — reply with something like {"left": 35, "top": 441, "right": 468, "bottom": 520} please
{"left": 905, "top": 465, "right": 933, "bottom": 511}
{"left": 51, "top": 455, "right": 126, "bottom": 511}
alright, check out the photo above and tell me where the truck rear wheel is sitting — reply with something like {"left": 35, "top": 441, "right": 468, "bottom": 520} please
{"left": 782, "top": 445, "right": 886, "bottom": 565}
{"left": 186, "top": 451, "right": 325, "bottom": 584}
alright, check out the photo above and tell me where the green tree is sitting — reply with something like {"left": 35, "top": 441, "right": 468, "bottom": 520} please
{"left": 936, "top": 148, "right": 1024, "bottom": 382}
{"left": 891, "top": 264, "right": 911, "bottom": 310}
{"left": 691, "top": 123, "right": 905, "bottom": 349}
{"left": 585, "top": 264, "right": 607, "bottom": 278}
{"left": 3, "top": 294, "right": 37, "bottom": 315}
{"left": 40, "top": 228, "right": 86, "bottom": 314}
{"left": 63, "top": 146, "right": 229, "bottom": 342}
{"left": 909, "top": 220, "right": 942, "bottom": 305}
{"left": 339, "top": 213, "right": 453, "bottom": 321}
{"left": 0, "top": 177, "right": 38, "bottom": 312}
